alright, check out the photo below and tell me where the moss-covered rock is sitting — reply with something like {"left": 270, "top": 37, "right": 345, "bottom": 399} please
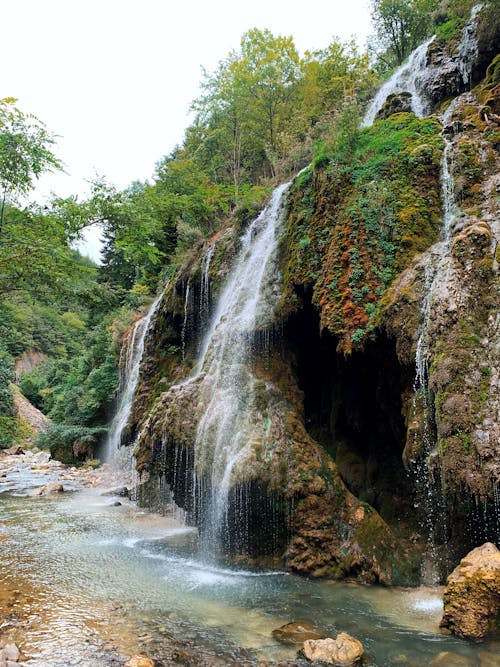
{"left": 280, "top": 113, "right": 443, "bottom": 354}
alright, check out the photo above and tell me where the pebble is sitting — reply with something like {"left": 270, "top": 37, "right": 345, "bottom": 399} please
{"left": 0, "top": 642, "right": 20, "bottom": 663}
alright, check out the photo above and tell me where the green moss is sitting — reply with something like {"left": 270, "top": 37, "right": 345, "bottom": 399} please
{"left": 280, "top": 113, "right": 443, "bottom": 353}
{"left": 435, "top": 17, "right": 466, "bottom": 42}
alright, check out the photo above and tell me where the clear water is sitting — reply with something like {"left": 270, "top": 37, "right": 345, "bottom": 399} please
{"left": 1, "top": 479, "right": 497, "bottom": 666}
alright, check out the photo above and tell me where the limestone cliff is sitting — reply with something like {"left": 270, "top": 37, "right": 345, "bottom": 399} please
{"left": 125, "top": 7, "right": 499, "bottom": 584}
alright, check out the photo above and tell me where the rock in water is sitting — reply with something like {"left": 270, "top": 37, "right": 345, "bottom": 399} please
{"left": 301, "top": 632, "right": 364, "bottom": 665}
{"left": 30, "top": 482, "right": 64, "bottom": 497}
{"left": 272, "top": 621, "right": 326, "bottom": 644}
{"left": 440, "top": 542, "right": 500, "bottom": 641}
{"left": 2, "top": 446, "right": 24, "bottom": 456}
{"left": 0, "top": 641, "right": 21, "bottom": 661}
{"left": 124, "top": 657, "right": 155, "bottom": 667}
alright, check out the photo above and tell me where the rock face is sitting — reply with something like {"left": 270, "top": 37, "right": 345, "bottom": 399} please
{"left": 301, "top": 633, "right": 364, "bottom": 665}
{"left": 419, "top": 4, "right": 500, "bottom": 107}
{"left": 440, "top": 542, "right": 500, "bottom": 641}
{"left": 126, "top": 4, "right": 499, "bottom": 584}
{"left": 11, "top": 385, "right": 51, "bottom": 436}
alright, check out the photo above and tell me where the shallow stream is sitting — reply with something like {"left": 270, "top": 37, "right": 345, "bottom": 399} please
{"left": 1, "top": 462, "right": 498, "bottom": 667}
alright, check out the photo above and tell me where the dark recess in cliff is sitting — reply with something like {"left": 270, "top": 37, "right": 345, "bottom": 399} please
{"left": 283, "top": 287, "right": 418, "bottom": 537}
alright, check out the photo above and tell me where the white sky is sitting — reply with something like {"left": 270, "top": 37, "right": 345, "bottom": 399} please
{"left": 3, "top": 0, "right": 372, "bottom": 259}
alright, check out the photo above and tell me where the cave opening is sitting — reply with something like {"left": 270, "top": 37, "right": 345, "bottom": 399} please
{"left": 283, "top": 288, "right": 418, "bottom": 536}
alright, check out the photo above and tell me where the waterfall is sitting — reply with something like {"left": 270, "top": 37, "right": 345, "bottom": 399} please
{"left": 412, "top": 97, "right": 469, "bottom": 583}
{"left": 102, "top": 292, "right": 163, "bottom": 464}
{"left": 361, "top": 19, "right": 486, "bottom": 580}
{"left": 362, "top": 38, "right": 434, "bottom": 127}
{"left": 183, "top": 183, "right": 291, "bottom": 554}
{"left": 181, "top": 280, "right": 191, "bottom": 361}
{"left": 457, "top": 4, "right": 484, "bottom": 89}
{"left": 199, "top": 243, "right": 216, "bottom": 325}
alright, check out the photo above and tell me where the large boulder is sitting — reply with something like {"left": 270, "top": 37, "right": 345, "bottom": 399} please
{"left": 300, "top": 633, "right": 364, "bottom": 665}
{"left": 440, "top": 542, "right": 500, "bottom": 641}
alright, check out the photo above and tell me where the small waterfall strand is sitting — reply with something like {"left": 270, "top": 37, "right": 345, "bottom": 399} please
{"left": 103, "top": 291, "right": 163, "bottom": 464}
{"left": 412, "top": 98, "right": 467, "bottom": 582}
{"left": 200, "top": 243, "right": 216, "bottom": 324}
{"left": 458, "top": 4, "right": 484, "bottom": 89}
{"left": 181, "top": 280, "right": 191, "bottom": 362}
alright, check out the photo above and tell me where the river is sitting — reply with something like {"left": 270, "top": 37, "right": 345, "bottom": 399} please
{"left": 1, "top": 452, "right": 497, "bottom": 666}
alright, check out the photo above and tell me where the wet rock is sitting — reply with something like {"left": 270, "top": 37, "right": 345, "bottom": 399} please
{"left": 30, "top": 482, "right": 64, "bottom": 496}
{"left": 0, "top": 642, "right": 20, "bottom": 662}
{"left": 479, "top": 650, "right": 500, "bottom": 667}
{"left": 430, "top": 652, "right": 475, "bottom": 667}
{"left": 111, "top": 501, "right": 122, "bottom": 507}
{"left": 300, "top": 632, "right": 364, "bottom": 665}
{"left": 375, "top": 92, "right": 413, "bottom": 121}
{"left": 124, "top": 657, "right": 155, "bottom": 667}
{"left": 1, "top": 446, "right": 24, "bottom": 456}
{"left": 103, "top": 487, "right": 130, "bottom": 498}
{"left": 440, "top": 542, "right": 500, "bottom": 641}
{"left": 272, "top": 621, "right": 326, "bottom": 644}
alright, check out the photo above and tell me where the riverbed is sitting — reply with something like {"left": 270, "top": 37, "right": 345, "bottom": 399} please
{"left": 1, "top": 451, "right": 498, "bottom": 666}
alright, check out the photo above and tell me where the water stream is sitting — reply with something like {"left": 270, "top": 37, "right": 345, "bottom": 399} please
{"left": 2, "top": 470, "right": 497, "bottom": 666}
{"left": 2, "top": 16, "right": 495, "bottom": 665}
{"left": 362, "top": 37, "right": 434, "bottom": 127}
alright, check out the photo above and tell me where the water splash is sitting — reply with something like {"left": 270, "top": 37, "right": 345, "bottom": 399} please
{"left": 103, "top": 292, "right": 163, "bottom": 464}
{"left": 362, "top": 38, "right": 434, "bottom": 127}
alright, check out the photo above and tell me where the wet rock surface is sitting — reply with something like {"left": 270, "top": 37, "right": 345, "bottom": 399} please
{"left": 440, "top": 543, "right": 500, "bottom": 642}
{"left": 0, "top": 640, "right": 21, "bottom": 665}
{"left": 300, "top": 633, "right": 364, "bottom": 665}
{"left": 272, "top": 622, "right": 326, "bottom": 645}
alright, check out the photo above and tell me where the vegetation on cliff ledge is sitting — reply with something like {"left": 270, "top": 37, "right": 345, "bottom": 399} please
{"left": 280, "top": 111, "right": 443, "bottom": 353}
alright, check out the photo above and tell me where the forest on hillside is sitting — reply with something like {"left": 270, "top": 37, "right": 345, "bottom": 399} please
{"left": 0, "top": 0, "right": 485, "bottom": 459}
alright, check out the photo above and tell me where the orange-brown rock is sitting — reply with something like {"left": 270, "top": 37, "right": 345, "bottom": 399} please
{"left": 440, "top": 542, "right": 500, "bottom": 641}
{"left": 301, "top": 632, "right": 364, "bottom": 665}
{"left": 124, "top": 656, "right": 155, "bottom": 667}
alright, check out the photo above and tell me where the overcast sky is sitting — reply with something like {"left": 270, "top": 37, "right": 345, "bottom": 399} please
{"left": 3, "top": 0, "right": 372, "bottom": 258}
{"left": 4, "top": 0, "right": 373, "bottom": 198}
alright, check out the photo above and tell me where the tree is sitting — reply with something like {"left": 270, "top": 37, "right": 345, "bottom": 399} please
{"left": 370, "top": 0, "right": 439, "bottom": 67}
{"left": 0, "top": 98, "right": 61, "bottom": 229}
{"left": 193, "top": 29, "right": 301, "bottom": 187}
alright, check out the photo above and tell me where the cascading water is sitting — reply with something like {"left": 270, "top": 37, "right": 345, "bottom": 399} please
{"left": 102, "top": 292, "right": 163, "bottom": 465}
{"left": 457, "top": 4, "right": 484, "bottom": 89}
{"left": 181, "top": 279, "right": 191, "bottom": 361}
{"left": 361, "top": 16, "right": 488, "bottom": 580}
{"left": 362, "top": 37, "right": 434, "bottom": 127}
{"left": 182, "top": 183, "right": 291, "bottom": 556}
{"left": 411, "top": 95, "right": 473, "bottom": 582}
{"left": 199, "top": 243, "right": 215, "bottom": 326}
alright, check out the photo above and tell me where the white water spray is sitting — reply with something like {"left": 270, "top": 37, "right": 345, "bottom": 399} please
{"left": 362, "top": 38, "right": 434, "bottom": 127}
{"left": 190, "top": 183, "right": 291, "bottom": 551}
